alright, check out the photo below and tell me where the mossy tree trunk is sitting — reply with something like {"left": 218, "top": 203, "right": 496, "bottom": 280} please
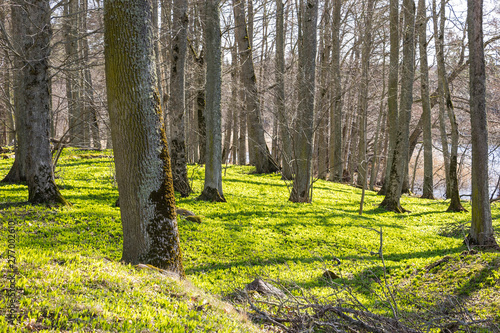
{"left": 380, "top": 0, "right": 415, "bottom": 213}
{"left": 104, "top": 0, "right": 185, "bottom": 275}
{"left": 418, "top": 0, "right": 434, "bottom": 200}
{"left": 19, "top": 0, "right": 67, "bottom": 205}
{"left": 290, "top": 0, "right": 318, "bottom": 203}
{"left": 169, "top": 0, "right": 192, "bottom": 197}
{"left": 233, "top": 0, "right": 278, "bottom": 174}
{"left": 466, "top": 0, "right": 498, "bottom": 248}
{"left": 198, "top": 0, "right": 225, "bottom": 203}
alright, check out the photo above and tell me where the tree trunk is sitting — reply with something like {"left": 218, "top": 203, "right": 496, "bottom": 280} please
{"left": 65, "top": 0, "right": 83, "bottom": 147}
{"left": 233, "top": 0, "right": 278, "bottom": 174}
{"left": 357, "top": 0, "right": 375, "bottom": 190}
{"left": 104, "top": 0, "right": 185, "bottom": 274}
{"left": 433, "top": 0, "right": 465, "bottom": 211}
{"left": 231, "top": 44, "right": 239, "bottom": 165}
{"left": 328, "top": 0, "right": 343, "bottom": 182}
{"left": 275, "top": 0, "right": 293, "bottom": 180}
{"left": 19, "top": 0, "right": 67, "bottom": 205}
{"left": 198, "top": 0, "right": 225, "bottom": 202}
{"left": 466, "top": 0, "right": 498, "bottom": 248}
{"left": 380, "top": 0, "right": 415, "bottom": 213}
{"left": 418, "top": 0, "right": 434, "bottom": 199}
{"left": 81, "top": 0, "right": 101, "bottom": 150}
{"left": 378, "top": 0, "right": 400, "bottom": 196}
{"left": 169, "top": 0, "right": 192, "bottom": 197}
{"left": 290, "top": 0, "right": 318, "bottom": 203}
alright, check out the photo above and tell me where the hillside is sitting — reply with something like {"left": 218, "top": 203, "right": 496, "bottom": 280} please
{"left": 0, "top": 149, "right": 499, "bottom": 332}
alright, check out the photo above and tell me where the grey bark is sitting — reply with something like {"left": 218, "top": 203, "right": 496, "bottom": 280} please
{"left": 169, "top": 0, "right": 192, "bottom": 197}
{"left": 276, "top": 0, "right": 293, "bottom": 180}
{"left": 233, "top": 0, "right": 278, "bottom": 174}
{"left": 328, "top": 0, "right": 343, "bottom": 182}
{"left": 466, "top": 0, "right": 498, "bottom": 248}
{"left": 380, "top": 0, "right": 415, "bottom": 213}
{"left": 418, "top": 0, "right": 434, "bottom": 199}
{"left": 290, "top": 0, "right": 318, "bottom": 203}
{"left": 104, "top": 0, "right": 185, "bottom": 274}
{"left": 18, "top": 0, "right": 67, "bottom": 205}
{"left": 378, "top": 0, "right": 400, "bottom": 195}
{"left": 231, "top": 44, "right": 239, "bottom": 165}
{"left": 198, "top": 0, "right": 225, "bottom": 202}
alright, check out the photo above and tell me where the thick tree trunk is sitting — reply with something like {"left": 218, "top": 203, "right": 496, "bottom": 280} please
{"left": 290, "top": 0, "right": 318, "bottom": 203}
{"left": 19, "top": 0, "right": 67, "bottom": 205}
{"left": 233, "top": 0, "right": 278, "bottom": 174}
{"left": 466, "top": 0, "right": 498, "bottom": 248}
{"left": 378, "top": 0, "right": 400, "bottom": 196}
{"left": 198, "top": 0, "right": 225, "bottom": 202}
{"left": 418, "top": 0, "right": 434, "bottom": 199}
{"left": 275, "top": 0, "right": 293, "bottom": 180}
{"left": 104, "top": 0, "right": 185, "bottom": 274}
{"left": 169, "top": 0, "right": 192, "bottom": 197}
{"left": 380, "top": 0, "right": 415, "bottom": 213}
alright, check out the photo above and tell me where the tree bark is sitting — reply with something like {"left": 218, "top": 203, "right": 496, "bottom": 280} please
{"left": 233, "top": 0, "right": 278, "bottom": 174}
{"left": 418, "top": 0, "right": 434, "bottom": 199}
{"left": 18, "top": 0, "right": 67, "bottom": 205}
{"left": 466, "top": 0, "right": 498, "bottom": 248}
{"left": 198, "top": 0, "right": 225, "bottom": 202}
{"left": 290, "top": 0, "right": 318, "bottom": 203}
{"left": 378, "top": 0, "right": 400, "bottom": 195}
{"left": 231, "top": 44, "right": 239, "bottom": 165}
{"left": 169, "top": 0, "right": 192, "bottom": 197}
{"left": 380, "top": 0, "right": 415, "bottom": 213}
{"left": 104, "top": 0, "right": 185, "bottom": 274}
{"left": 275, "top": 0, "right": 293, "bottom": 180}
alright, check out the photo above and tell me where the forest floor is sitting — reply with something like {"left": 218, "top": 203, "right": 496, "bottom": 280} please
{"left": 0, "top": 148, "right": 499, "bottom": 332}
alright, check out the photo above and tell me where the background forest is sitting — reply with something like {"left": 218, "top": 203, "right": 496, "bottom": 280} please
{"left": 1, "top": 0, "right": 500, "bottom": 332}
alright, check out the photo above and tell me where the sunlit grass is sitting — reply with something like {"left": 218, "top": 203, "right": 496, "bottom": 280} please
{"left": 0, "top": 148, "right": 499, "bottom": 330}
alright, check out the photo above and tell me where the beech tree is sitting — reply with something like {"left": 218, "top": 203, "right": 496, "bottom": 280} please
{"left": 104, "top": 0, "right": 185, "bottom": 274}
{"left": 466, "top": 0, "right": 498, "bottom": 248}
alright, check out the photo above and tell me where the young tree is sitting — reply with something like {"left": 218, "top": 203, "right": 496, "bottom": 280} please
{"left": 169, "top": 0, "right": 192, "bottom": 197}
{"left": 198, "top": 0, "right": 225, "bottom": 202}
{"left": 466, "top": 0, "right": 498, "bottom": 248}
{"left": 104, "top": 0, "right": 185, "bottom": 274}
{"left": 290, "top": 0, "right": 318, "bottom": 203}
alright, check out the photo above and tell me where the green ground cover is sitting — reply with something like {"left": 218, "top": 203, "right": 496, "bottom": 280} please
{"left": 0, "top": 148, "right": 499, "bottom": 331}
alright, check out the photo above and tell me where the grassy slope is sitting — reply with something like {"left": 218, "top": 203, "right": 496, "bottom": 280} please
{"left": 0, "top": 149, "right": 499, "bottom": 331}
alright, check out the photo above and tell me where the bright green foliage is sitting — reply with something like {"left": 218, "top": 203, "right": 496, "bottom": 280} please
{"left": 0, "top": 149, "right": 499, "bottom": 330}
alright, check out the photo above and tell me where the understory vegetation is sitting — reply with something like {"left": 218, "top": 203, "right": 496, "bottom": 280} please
{"left": 1, "top": 149, "right": 499, "bottom": 332}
